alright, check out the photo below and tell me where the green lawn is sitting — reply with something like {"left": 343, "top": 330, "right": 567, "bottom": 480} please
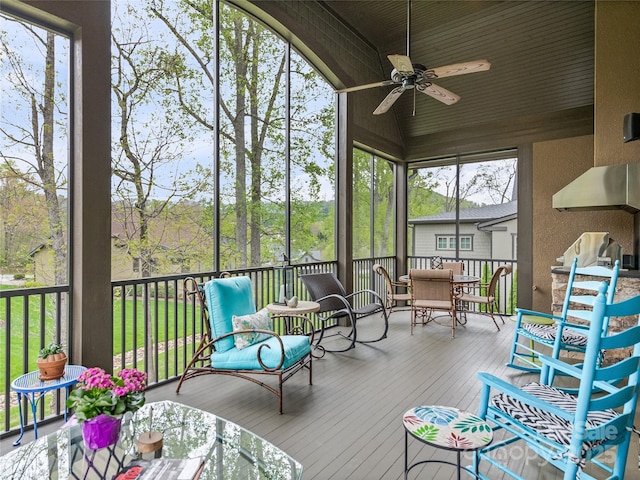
{"left": 1, "top": 285, "right": 201, "bottom": 431}
{"left": 1, "top": 286, "right": 200, "bottom": 375}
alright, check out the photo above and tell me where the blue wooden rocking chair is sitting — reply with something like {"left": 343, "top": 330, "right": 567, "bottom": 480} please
{"left": 475, "top": 283, "right": 640, "bottom": 480}
{"left": 506, "top": 258, "right": 620, "bottom": 373}
{"left": 176, "top": 276, "right": 313, "bottom": 414}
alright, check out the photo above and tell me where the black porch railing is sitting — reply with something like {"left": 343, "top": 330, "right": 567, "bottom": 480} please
{"left": 1, "top": 285, "right": 70, "bottom": 438}
{"left": 408, "top": 256, "right": 518, "bottom": 315}
{"left": 1, "top": 256, "right": 516, "bottom": 439}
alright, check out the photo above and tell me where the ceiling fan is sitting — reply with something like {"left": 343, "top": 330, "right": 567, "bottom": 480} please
{"left": 337, "top": 0, "right": 491, "bottom": 115}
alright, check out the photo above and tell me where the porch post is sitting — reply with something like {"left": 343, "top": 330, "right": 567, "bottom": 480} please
{"left": 336, "top": 92, "right": 353, "bottom": 294}
{"left": 517, "top": 144, "right": 533, "bottom": 309}
{"left": 73, "top": 2, "right": 113, "bottom": 371}
{"left": 395, "top": 162, "right": 408, "bottom": 276}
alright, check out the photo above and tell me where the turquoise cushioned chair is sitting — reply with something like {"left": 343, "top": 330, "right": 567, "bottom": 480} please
{"left": 176, "top": 276, "right": 313, "bottom": 414}
{"left": 474, "top": 282, "right": 640, "bottom": 480}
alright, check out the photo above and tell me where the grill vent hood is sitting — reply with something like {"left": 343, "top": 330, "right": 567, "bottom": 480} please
{"left": 552, "top": 163, "right": 640, "bottom": 213}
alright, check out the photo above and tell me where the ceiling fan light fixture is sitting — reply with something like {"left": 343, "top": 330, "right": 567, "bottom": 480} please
{"left": 403, "top": 78, "right": 416, "bottom": 89}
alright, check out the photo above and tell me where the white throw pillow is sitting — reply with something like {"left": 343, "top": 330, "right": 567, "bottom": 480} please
{"left": 232, "top": 308, "right": 272, "bottom": 350}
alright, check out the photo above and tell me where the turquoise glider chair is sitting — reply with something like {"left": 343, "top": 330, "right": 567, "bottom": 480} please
{"left": 507, "top": 258, "right": 620, "bottom": 373}
{"left": 475, "top": 282, "right": 640, "bottom": 480}
{"left": 176, "top": 276, "right": 313, "bottom": 414}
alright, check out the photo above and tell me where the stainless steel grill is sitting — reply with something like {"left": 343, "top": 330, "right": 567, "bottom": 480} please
{"left": 556, "top": 232, "right": 622, "bottom": 267}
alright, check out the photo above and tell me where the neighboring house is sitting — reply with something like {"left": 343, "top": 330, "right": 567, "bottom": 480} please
{"left": 110, "top": 236, "right": 138, "bottom": 280}
{"left": 298, "top": 250, "right": 322, "bottom": 263}
{"left": 31, "top": 236, "right": 187, "bottom": 284}
{"left": 409, "top": 201, "right": 517, "bottom": 260}
{"left": 110, "top": 236, "right": 189, "bottom": 280}
{"left": 29, "top": 242, "right": 56, "bottom": 285}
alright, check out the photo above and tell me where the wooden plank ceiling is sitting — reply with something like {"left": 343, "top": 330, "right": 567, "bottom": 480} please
{"left": 320, "top": 0, "right": 595, "bottom": 158}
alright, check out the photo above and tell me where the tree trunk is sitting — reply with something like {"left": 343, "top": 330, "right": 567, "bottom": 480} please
{"left": 249, "top": 41, "right": 261, "bottom": 267}
{"left": 232, "top": 17, "right": 248, "bottom": 268}
{"left": 40, "top": 32, "right": 68, "bottom": 343}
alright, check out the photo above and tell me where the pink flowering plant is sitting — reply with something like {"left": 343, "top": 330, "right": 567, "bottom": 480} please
{"left": 67, "top": 367, "right": 147, "bottom": 421}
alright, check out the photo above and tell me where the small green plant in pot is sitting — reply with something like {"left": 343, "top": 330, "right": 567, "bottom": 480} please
{"left": 36, "top": 342, "right": 67, "bottom": 380}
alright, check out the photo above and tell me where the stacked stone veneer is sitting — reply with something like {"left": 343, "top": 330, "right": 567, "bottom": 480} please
{"left": 551, "top": 269, "right": 640, "bottom": 361}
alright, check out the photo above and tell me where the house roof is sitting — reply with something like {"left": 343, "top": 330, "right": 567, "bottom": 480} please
{"left": 408, "top": 200, "right": 517, "bottom": 225}
{"left": 30, "top": 235, "right": 128, "bottom": 257}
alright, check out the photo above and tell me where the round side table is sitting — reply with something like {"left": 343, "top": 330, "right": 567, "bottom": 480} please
{"left": 403, "top": 405, "right": 492, "bottom": 479}
{"left": 265, "top": 300, "right": 320, "bottom": 316}
{"left": 266, "top": 301, "right": 323, "bottom": 357}
{"left": 11, "top": 364, "right": 87, "bottom": 445}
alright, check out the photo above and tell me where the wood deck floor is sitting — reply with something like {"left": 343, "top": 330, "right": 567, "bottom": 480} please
{"left": 2, "top": 310, "right": 638, "bottom": 479}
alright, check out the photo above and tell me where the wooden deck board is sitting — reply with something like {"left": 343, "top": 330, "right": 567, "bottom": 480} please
{"left": 2, "top": 310, "right": 638, "bottom": 479}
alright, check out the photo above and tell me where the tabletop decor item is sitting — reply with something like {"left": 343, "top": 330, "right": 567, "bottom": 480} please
{"left": 67, "top": 367, "right": 147, "bottom": 449}
{"left": 136, "top": 405, "right": 164, "bottom": 459}
{"left": 36, "top": 342, "right": 67, "bottom": 380}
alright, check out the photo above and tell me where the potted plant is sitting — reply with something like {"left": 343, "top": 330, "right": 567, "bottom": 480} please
{"left": 36, "top": 342, "right": 67, "bottom": 380}
{"left": 67, "top": 367, "right": 147, "bottom": 449}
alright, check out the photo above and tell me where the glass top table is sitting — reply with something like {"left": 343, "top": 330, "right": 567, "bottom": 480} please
{"left": 0, "top": 400, "right": 302, "bottom": 480}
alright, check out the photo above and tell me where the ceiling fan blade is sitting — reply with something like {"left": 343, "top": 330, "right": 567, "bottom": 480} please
{"left": 417, "top": 82, "right": 460, "bottom": 105}
{"left": 425, "top": 59, "right": 491, "bottom": 79}
{"left": 337, "top": 79, "right": 396, "bottom": 93}
{"left": 373, "top": 86, "right": 405, "bottom": 115}
{"left": 387, "top": 54, "right": 414, "bottom": 75}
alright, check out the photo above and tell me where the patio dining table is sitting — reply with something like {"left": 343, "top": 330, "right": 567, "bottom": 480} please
{"left": 399, "top": 273, "right": 480, "bottom": 287}
{"left": 400, "top": 272, "right": 481, "bottom": 329}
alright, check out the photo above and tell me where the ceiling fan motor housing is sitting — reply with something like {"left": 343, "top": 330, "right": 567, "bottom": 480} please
{"left": 390, "top": 63, "right": 427, "bottom": 84}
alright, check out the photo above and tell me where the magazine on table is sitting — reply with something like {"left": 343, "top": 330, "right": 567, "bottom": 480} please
{"left": 113, "top": 456, "right": 204, "bottom": 480}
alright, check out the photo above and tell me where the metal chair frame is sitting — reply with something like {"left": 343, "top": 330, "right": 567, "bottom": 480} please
{"left": 299, "top": 272, "right": 389, "bottom": 353}
{"left": 409, "top": 268, "right": 457, "bottom": 337}
{"left": 457, "top": 264, "right": 512, "bottom": 331}
{"left": 176, "top": 276, "right": 313, "bottom": 414}
{"left": 373, "top": 263, "right": 411, "bottom": 313}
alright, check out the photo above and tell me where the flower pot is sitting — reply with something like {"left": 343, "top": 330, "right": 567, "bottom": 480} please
{"left": 36, "top": 353, "right": 67, "bottom": 381}
{"left": 82, "top": 414, "right": 123, "bottom": 450}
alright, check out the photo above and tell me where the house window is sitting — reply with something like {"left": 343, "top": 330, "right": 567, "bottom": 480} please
{"left": 133, "top": 258, "right": 158, "bottom": 273}
{"left": 436, "top": 235, "right": 473, "bottom": 251}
